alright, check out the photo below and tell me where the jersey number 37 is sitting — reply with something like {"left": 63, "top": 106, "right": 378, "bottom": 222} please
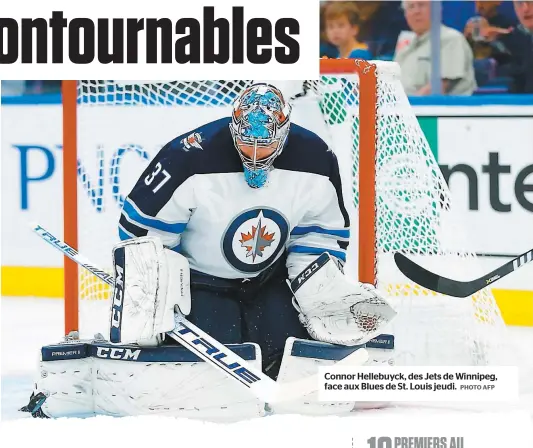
{"left": 145, "top": 162, "right": 172, "bottom": 194}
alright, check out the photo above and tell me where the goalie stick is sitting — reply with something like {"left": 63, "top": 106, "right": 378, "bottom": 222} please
{"left": 394, "top": 249, "right": 533, "bottom": 298}
{"left": 31, "top": 222, "right": 369, "bottom": 404}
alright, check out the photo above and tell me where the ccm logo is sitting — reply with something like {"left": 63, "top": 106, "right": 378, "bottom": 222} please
{"left": 111, "top": 264, "right": 124, "bottom": 329}
{"left": 96, "top": 347, "right": 141, "bottom": 361}
{"left": 297, "top": 262, "right": 320, "bottom": 285}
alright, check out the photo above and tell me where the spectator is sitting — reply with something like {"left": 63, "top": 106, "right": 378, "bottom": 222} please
{"left": 482, "top": 0, "right": 533, "bottom": 93}
{"left": 354, "top": 1, "right": 410, "bottom": 60}
{"left": 473, "top": 1, "right": 516, "bottom": 29}
{"left": 323, "top": 2, "right": 372, "bottom": 59}
{"left": 320, "top": 1, "right": 341, "bottom": 58}
{"left": 394, "top": 0, "right": 477, "bottom": 95}
{"left": 464, "top": 1, "right": 516, "bottom": 60}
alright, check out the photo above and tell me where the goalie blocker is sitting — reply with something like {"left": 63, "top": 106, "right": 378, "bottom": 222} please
{"left": 109, "top": 237, "right": 191, "bottom": 346}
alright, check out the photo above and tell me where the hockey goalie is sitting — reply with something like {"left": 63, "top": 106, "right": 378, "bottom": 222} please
{"left": 22, "top": 83, "right": 397, "bottom": 421}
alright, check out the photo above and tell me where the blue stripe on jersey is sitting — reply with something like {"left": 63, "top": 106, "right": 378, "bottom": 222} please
{"left": 288, "top": 245, "right": 347, "bottom": 262}
{"left": 169, "top": 244, "right": 182, "bottom": 253}
{"left": 291, "top": 225, "right": 350, "bottom": 239}
{"left": 119, "top": 212, "right": 148, "bottom": 238}
{"left": 119, "top": 226, "right": 133, "bottom": 241}
{"left": 123, "top": 199, "right": 187, "bottom": 234}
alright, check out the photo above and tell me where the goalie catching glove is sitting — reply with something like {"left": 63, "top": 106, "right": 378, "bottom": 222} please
{"left": 289, "top": 253, "right": 396, "bottom": 346}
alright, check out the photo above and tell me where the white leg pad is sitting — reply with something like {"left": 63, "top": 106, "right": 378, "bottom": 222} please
{"left": 271, "top": 335, "right": 395, "bottom": 415}
{"left": 32, "top": 340, "right": 265, "bottom": 421}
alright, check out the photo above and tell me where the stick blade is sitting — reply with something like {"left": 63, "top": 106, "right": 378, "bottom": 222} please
{"left": 394, "top": 252, "right": 441, "bottom": 291}
{"left": 393, "top": 252, "right": 473, "bottom": 298}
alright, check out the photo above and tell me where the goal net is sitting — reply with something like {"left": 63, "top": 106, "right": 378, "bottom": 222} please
{"left": 63, "top": 58, "right": 507, "bottom": 368}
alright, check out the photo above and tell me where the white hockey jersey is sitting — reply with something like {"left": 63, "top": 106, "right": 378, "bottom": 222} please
{"left": 119, "top": 117, "right": 350, "bottom": 280}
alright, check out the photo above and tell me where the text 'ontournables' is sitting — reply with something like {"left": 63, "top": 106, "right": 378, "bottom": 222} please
{"left": 0, "top": 8, "right": 300, "bottom": 64}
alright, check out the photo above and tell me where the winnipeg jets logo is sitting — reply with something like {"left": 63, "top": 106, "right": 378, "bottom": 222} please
{"left": 222, "top": 208, "right": 289, "bottom": 274}
{"left": 239, "top": 212, "right": 276, "bottom": 262}
{"left": 181, "top": 132, "right": 203, "bottom": 151}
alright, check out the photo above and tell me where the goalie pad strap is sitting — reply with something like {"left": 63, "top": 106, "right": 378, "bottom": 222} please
{"left": 41, "top": 342, "right": 258, "bottom": 363}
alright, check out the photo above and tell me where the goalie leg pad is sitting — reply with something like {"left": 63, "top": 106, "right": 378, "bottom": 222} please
{"left": 271, "top": 335, "right": 395, "bottom": 415}
{"left": 110, "top": 236, "right": 191, "bottom": 346}
{"left": 31, "top": 340, "right": 265, "bottom": 421}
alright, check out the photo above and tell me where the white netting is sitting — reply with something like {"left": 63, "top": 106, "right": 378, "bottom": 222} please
{"left": 73, "top": 62, "right": 509, "bottom": 369}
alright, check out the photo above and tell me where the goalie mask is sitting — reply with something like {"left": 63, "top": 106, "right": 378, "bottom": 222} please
{"left": 230, "top": 83, "right": 292, "bottom": 188}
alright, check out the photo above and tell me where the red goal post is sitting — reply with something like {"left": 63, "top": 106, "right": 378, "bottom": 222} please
{"left": 62, "top": 79, "right": 79, "bottom": 335}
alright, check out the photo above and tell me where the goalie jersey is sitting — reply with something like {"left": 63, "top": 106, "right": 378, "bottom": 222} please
{"left": 118, "top": 117, "right": 350, "bottom": 280}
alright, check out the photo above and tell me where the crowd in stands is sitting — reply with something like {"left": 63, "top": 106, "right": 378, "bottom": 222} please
{"left": 320, "top": 0, "right": 533, "bottom": 95}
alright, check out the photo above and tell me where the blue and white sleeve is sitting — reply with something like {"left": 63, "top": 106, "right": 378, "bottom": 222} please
{"left": 286, "top": 154, "right": 350, "bottom": 279}
{"left": 118, "top": 145, "right": 194, "bottom": 253}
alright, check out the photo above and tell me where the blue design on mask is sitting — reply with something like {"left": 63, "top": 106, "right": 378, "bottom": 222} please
{"left": 242, "top": 108, "right": 273, "bottom": 140}
{"left": 244, "top": 166, "right": 269, "bottom": 188}
{"left": 241, "top": 90, "right": 282, "bottom": 110}
{"left": 259, "top": 91, "right": 282, "bottom": 111}
{"left": 241, "top": 91, "right": 260, "bottom": 106}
